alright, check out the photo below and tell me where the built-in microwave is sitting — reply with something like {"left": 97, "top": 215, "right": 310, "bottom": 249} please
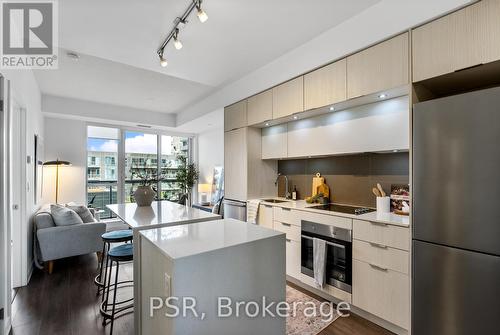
{"left": 301, "top": 221, "right": 352, "bottom": 293}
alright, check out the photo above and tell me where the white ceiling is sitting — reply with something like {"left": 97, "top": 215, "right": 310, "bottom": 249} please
{"left": 35, "top": 0, "right": 381, "bottom": 121}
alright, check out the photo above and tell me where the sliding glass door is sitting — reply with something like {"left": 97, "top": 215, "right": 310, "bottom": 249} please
{"left": 86, "top": 125, "right": 192, "bottom": 218}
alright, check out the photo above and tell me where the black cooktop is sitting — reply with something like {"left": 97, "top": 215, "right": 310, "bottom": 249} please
{"left": 309, "top": 204, "right": 375, "bottom": 215}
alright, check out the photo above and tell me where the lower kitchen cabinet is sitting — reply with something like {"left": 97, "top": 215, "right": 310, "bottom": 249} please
{"left": 353, "top": 259, "right": 409, "bottom": 329}
{"left": 258, "top": 204, "right": 274, "bottom": 229}
{"left": 285, "top": 239, "right": 301, "bottom": 279}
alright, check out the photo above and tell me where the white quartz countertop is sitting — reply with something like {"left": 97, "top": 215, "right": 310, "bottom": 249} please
{"left": 107, "top": 201, "right": 221, "bottom": 230}
{"left": 252, "top": 198, "right": 409, "bottom": 227}
{"left": 140, "top": 218, "right": 284, "bottom": 259}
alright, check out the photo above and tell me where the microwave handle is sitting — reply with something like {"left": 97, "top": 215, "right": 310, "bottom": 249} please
{"left": 301, "top": 235, "right": 345, "bottom": 250}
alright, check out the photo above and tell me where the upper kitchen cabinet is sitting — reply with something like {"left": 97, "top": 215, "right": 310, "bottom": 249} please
{"left": 224, "top": 100, "right": 247, "bottom": 132}
{"left": 347, "top": 33, "right": 409, "bottom": 99}
{"left": 304, "top": 58, "right": 347, "bottom": 110}
{"left": 412, "top": 0, "right": 500, "bottom": 82}
{"left": 272, "top": 76, "right": 304, "bottom": 119}
{"left": 247, "top": 89, "right": 273, "bottom": 126}
{"left": 262, "top": 124, "right": 287, "bottom": 160}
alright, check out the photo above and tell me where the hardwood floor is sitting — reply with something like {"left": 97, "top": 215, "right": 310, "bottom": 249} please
{"left": 11, "top": 254, "right": 392, "bottom": 335}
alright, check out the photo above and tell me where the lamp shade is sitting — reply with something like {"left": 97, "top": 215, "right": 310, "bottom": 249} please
{"left": 43, "top": 159, "right": 71, "bottom": 166}
{"left": 198, "top": 183, "right": 212, "bottom": 193}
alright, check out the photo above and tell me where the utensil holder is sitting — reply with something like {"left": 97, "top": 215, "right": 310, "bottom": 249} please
{"left": 376, "top": 196, "right": 390, "bottom": 213}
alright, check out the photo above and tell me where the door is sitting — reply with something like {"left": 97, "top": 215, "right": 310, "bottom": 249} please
{"left": 413, "top": 87, "right": 500, "bottom": 256}
{"left": 224, "top": 128, "right": 247, "bottom": 201}
{"left": 9, "top": 100, "right": 24, "bottom": 289}
{"left": 413, "top": 240, "right": 500, "bottom": 335}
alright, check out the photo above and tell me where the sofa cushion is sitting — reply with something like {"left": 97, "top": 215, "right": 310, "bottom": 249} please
{"left": 66, "top": 205, "right": 95, "bottom": 223}
{"left": 50, "top": 205, "right": 83, "bottom": 226}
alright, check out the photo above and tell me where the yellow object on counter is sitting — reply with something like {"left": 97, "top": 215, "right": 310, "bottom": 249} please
{"left": 317, "top": 183, "right": 330, "bottom": 200}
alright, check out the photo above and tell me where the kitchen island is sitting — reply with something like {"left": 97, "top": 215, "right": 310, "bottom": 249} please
{"left": 138, "top": 218, "right": 286, "bottom": 335}
{"left": 106, "top": 201, "right": 221, "bottom": 334}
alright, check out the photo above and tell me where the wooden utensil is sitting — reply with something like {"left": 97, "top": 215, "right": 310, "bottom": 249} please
{"left": 372, "top": 187, "right": 382, "bottom": 197}
{"left": 377, "top": 183, "right": 386, "bottom": 197}
{"left": 312, "top": 173, "right": 324, "bottom": 197}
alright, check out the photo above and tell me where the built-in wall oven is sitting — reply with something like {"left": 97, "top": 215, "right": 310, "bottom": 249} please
{"left": 301, "top": 221, "right": 352, "bottom": 293}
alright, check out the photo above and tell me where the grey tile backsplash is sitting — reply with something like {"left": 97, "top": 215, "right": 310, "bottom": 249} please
{"left": 277, "top": 152, "right": 409, "bottom": 207}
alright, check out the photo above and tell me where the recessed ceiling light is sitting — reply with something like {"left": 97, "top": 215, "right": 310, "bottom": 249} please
{"left": 393, "top": 149, "right": 399, "bottom": 153}
{"left": 329, "top": 106, "right": 335, "bottom": 111}
{"left": 66, "top": 52, "right": 79, "bottom": 60}
{"left": 378, "top": 93, "right": 387, "bottom": 99}
{"left": 265, "top": 122, "right": 270, "bottom": 126}
{"left": 292, "top": 115, "right": 298, "bottom": 120}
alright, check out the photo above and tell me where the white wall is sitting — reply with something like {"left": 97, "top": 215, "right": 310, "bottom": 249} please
{"left": 197, "top": 127, "right": 224, "bottom": 199}
{"left": 43, "top": 117, "right": 87, "bottom": 205}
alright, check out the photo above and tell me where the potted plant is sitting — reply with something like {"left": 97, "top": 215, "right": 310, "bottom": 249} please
{"left": 131, "top": 163, "right": 158, "bottom": 207}
{"left": 175, "top": 155, "right": 199, "bottom": 206}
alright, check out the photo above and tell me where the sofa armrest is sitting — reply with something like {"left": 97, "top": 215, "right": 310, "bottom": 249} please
{"left": 37, "top": 222, "right": 106, "bottom": 261}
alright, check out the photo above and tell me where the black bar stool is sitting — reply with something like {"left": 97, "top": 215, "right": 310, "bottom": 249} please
{"left": 95, "top": 229, "right": 133, "bottom": 296}
{"left": 100, "top": 243, "right": 134, "bottom": 335}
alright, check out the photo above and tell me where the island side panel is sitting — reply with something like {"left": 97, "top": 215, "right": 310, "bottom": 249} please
{"left": 142, "top": 234, "right": 286, "bottom": 335}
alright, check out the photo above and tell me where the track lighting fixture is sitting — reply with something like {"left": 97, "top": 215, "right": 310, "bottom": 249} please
{"left": 156, "top": 0, "right": 209, "bottom": 67}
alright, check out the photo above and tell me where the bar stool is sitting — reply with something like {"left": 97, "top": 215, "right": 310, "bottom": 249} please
{"left": 95, "top": 230, "right": 133, "bottom": 296}
{"left": 100, "top": 243, "right": 134, "bottom": 335}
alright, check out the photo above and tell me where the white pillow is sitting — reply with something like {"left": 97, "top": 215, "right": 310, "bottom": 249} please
{"left": 66, "top": 205, "right": 95, "bottom": 223}
{"left": 50, "top": 205, "right": 83, "bottom": 226}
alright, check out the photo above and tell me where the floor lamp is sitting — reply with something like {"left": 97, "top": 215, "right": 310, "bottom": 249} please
{"left": 43, "top": 159, "right": 71, "bottom": 204}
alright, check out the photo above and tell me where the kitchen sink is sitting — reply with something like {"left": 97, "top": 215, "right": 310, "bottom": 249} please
{"left": 261, "top": 199, "right": 290, "bottom": 203}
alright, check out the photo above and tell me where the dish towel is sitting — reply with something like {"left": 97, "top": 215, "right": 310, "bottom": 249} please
{"left": 313, "top": 238, "right": 327, "bottom": 289}
{"left": 246, "top": 200, "right": 261, "bottom": 224}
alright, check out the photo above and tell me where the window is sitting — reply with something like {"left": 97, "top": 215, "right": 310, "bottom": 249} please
{"left": 86, "top": 126, "right": 192, "bottom": 218}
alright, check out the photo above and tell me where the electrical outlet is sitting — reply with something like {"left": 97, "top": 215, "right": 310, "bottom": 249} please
{"left": 164, "top": 273, "right": 171, "bottom": 296}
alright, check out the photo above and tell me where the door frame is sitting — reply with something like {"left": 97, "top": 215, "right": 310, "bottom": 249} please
{"left": 0, "top": 75, "right": 12, "bottom": 335}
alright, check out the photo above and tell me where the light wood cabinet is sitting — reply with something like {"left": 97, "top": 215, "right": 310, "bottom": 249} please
{"left": 285, "top": 239, "right": 301, "bottom": 279}
{"left": 412, "top": 0, "right": 500, "bottom": 82}
{"left": 353, "top": 259, "right": 409, "bottom": 329}
{"left": 258, "top": 204, "right": 274, "bottom": 229}
{"left": 224, "top": 127, "right": 277, "bottom": 202}
{"left": 262, "top": 124, "right": 287, "bottom": 159}
{"left": 304, "top": 59, "right": 347, "bottom": 110}
{"left": 353, "top": 219, "right": 410, "bottom": 251}
{"left": 353, "top": 239, "right": 409, "bottom": 275}
{"left": 247, "top": 89, "right": 273, "bottom": 126}
{"left": 347, "top": 33, "right": 409, "bottom": 99}
{"left": 272, "top": 77, "right": 304, "bottom": 119}
{"left": 273, "top": 221, "right": 301, "bottom": 242}
{"left": 224, "top": 100, "right": 247, "bottom": 132}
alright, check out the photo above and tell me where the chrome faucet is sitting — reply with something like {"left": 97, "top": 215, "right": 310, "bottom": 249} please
{"left": 275, "top": 173, "right": 291, "bottom": 199}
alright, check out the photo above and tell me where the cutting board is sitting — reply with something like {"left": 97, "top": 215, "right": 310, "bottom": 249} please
{"left": 312, "top": 173, "right": 324, "bottom": 197}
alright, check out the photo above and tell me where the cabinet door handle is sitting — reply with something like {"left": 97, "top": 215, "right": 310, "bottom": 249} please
{"left": 286, "top": 238, "right": 292, "bottom": 243}
{"left": 281, "top": 222, "right": 291, "bottom": 227}
{"left": 282, "top": 208, "right": 291, "bottom": 211}
{"left": 369, "top": 263, "right": 388, "bottom": 272}
{"left": 264, "top": 205, "right": 272, "bottom": 208}
{"left": 370, "top": 221, "right": 387, "bottom": 227}
{"left": 369, "top": 242, "right": 388, "bottom": 249}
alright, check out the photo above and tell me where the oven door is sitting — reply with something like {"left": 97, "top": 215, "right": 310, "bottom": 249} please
{"left": 301, "top": 234, "right": 352, "bottom": 293}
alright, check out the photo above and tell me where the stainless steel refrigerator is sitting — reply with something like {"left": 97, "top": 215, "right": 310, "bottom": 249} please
{"left": 412, "top": 86, "right": 500, "bottom": 335}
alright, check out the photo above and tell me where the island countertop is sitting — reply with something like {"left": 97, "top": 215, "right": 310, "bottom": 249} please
{"left": 140, "top": 218, "right": 284, "bottom": 260}
{"left": 107, "top": 201, "right": 220, "bottom": 229}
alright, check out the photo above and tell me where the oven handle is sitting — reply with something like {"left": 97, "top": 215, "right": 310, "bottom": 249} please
{"left": 301, "top": 235, "right": 345, "bottom": 249}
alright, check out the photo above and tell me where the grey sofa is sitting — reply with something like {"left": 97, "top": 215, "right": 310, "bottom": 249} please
{"left": 34, "top": 207, "right": 106, "bottom": 273}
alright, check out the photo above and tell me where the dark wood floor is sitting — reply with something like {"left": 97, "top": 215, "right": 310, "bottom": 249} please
{"left": 11, "top": 254, "right": 392, "bottom": 335}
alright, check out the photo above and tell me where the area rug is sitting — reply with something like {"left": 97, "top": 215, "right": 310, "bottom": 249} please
{"left": 286, "top": 285, "right": 339, "bottom": 335}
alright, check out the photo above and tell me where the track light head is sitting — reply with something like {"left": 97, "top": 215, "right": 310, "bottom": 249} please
{"left": 173, "top": 29, "right": 183, "bottom": 50}
{"left": 159, "top": 52, "right": 168, "bottom": 67}
{"left": 196, "top": 1, "right": 208, "bottom": 23}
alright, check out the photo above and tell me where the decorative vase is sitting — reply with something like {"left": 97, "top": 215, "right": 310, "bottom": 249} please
{"left": 134, "top": 186, "right": 156, "bottom": 207}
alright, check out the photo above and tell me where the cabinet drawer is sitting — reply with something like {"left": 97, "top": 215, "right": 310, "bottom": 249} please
{"left": 285, "top": 239, "right": 301, "bottom": 279}
{"left": 273, "top": 207, "right": 300, "bottom": 226}
{"left": 258, "top": 204, "right": 274, "bottom": 229}
{"left": 353, "top": 259, "right": 409, "bottom": 329}
{"left": 353, "top": 240, "right": 409, "bottom": 274}
{"left": 353, "top": 219, "right": 409, "bottom": 251}
{"left": 274, "top": 220, "right": 301, "bottom": 242}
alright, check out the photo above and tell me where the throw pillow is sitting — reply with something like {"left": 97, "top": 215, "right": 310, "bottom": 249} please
{"left": 50, "top": 204, "right": 84, "bottom": 226}
{"left": 66, "top": 204, "right": 95, "bottom": 223}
